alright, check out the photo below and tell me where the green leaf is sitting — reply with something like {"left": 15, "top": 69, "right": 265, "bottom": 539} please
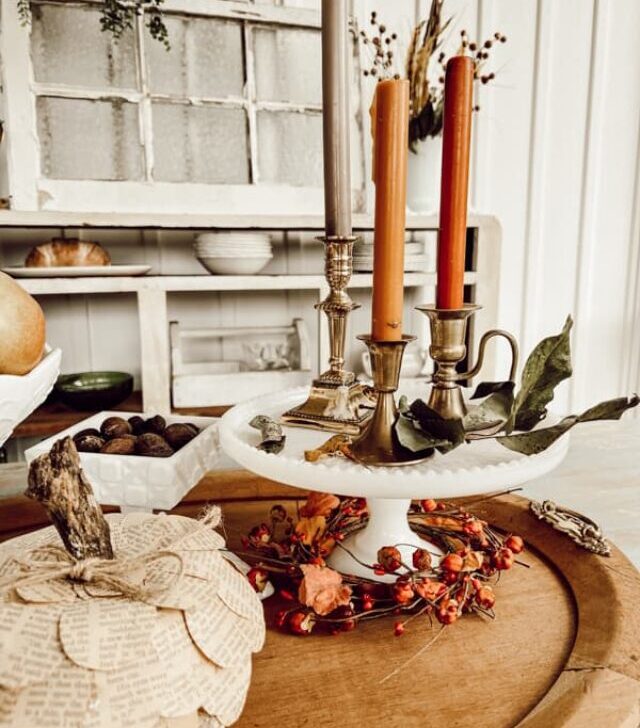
{"left": 409, "top": 399, "right": 465, "bottom": 453}
{"left": 463, "top": 381, "right": 515, "bottom": 433}
{"left": 511, "top": 316, "right": 573, "bottom": 432}
{"left": 394, "top": 415, "right": 441, "bottom": 455}
{"left": 470, "top": 381, "right": 513, "bottom": 399}
{"left": 497, "top": 394, "right": 639, "bottom": 455}
{"left": 496, "top": 416, "right": 577, "bottom": 454}
{"left": 578, "top": 395, "right": 640, "bottom": 422}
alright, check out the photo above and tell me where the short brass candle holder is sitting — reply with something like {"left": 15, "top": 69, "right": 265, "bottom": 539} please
{"left": 416, "top": 304, "right": 519, "bottom": 421}
{"left": 349, "top": 334, "right": 431, "bottom": 466}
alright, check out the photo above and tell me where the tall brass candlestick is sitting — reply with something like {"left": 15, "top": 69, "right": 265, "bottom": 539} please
{"left": 282, "top": 0, "right": 370, "bottom": 433}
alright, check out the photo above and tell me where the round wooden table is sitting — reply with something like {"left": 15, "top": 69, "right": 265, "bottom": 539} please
{"left": 2, "top": 469, "right": 639, "bottom": 726}
{"left": 210, "top": 494, "right": 640, "bottom": 728}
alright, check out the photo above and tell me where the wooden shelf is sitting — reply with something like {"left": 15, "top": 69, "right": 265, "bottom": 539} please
{"left": 16, "top": 271, "right": 478, "bottom": 296}
{"left": 10, "top": 391, "right": 230, "bottom": 440}
{"left": 0, "top": 210, "right": 494, "bottom": 230}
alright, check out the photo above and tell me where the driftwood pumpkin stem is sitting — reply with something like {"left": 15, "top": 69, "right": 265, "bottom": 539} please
{"left": 26, "top": 436, "right": 113, "bottom": 560}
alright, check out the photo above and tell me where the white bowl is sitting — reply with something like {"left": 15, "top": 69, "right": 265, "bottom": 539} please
{"left": 195, "top": 232, "right": 272, "bottom": 246}
{"left": 25, "top": 410, "right": 220, "bottom": 512}
{"left": 0, "top": 348, "right": 61, "bottom": 447}
{"left": 196, "top": 250, "right": 272, "bottom": 258}
{"left": 195, "top": 244, "right": 272, "bottom": 252}
{"left": 197, "top": 255, "right": 272, "bottom": 275}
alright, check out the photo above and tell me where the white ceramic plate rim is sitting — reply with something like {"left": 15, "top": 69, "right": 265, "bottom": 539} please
{"left": 3, "top": 265, "right": 151, "bottom": 278}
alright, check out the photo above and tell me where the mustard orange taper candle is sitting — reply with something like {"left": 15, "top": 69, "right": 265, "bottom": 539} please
{"left": 371, "top": 78, "right": 410, "bottom": 341}
{"left": 436, "top": 56, "right": 474, "bottom": 309}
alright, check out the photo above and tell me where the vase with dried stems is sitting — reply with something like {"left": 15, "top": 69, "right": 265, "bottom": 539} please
{"left": 356, "top": 1, "right": 507, "bottom": 213}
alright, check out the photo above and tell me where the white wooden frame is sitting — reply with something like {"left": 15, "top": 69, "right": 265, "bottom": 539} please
{"left": 0, "top": 0, "right": 367, "bottom": 214}
{"left": 12, "top": 213, "right": 501, "bottom": 413}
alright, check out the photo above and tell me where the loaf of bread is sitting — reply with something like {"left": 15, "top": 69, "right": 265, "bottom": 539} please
{"left": 25, "top": 239, "right": 111, "bottom": 268}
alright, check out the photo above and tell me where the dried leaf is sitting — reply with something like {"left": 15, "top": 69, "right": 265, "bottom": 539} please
{"left": 461, "top": 551, "right": 484, "bottom": 571}
{"left": 294, "top": 516, "right": 327, "bottom": 546}
{"left": 463, "top": 381, "right": 515, "bottom": 433}
{"left": 298, "top": 565, "right": 352, "bottom": 616}
{"left": 497, "top": 395, "right": 640, "bottom": 455}
{"left": 511, "top": 317, "right": 573, "bottom": 432}
{"left": 394, "top": 414, "right": 441, "bottom": 455}
{"left": 409, "top": 399, "right": 465, "bottom": 453}
{"left": 304, "top": 434, "right": 352, "bottom": 463}
{"left": 299, "top": 492, "right": 340, "bottom": 518}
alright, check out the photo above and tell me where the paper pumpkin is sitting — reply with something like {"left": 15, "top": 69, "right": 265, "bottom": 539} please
{"left": 0, "top": 510, "right": 265, "bottom": 728}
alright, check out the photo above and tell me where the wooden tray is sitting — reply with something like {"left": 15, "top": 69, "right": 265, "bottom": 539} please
{"left": 178, "top": 493, "right": 640, "bottom": 728}
{"left": 2, "top": 476, "right": 639, "bottom": 726}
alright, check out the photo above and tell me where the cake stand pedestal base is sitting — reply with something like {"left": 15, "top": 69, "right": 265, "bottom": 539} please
{"left": 327, "top": 498, "right": 443, "bottom": 582}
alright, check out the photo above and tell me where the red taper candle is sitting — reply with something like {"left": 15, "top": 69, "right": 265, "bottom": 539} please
{"left": 436, "top": 56, "right": 474, "bottom": 309}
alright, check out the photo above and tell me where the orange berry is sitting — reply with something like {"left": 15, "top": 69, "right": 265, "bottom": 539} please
{"left": 475, "top": 586, "right": 496, "bottom": 609}
{"left": 420, "top": 498, "right": 437, "bottom": 512}
{"left": 392, "top": 580, "right": 415, "bottom": 605}
{"left": 441, "top": 553, "right": 464, "bottom": 573}
{"left": 492, "top": 547, "right": 515, "bottom": 571}
{"left": 436, "top": 599, "right": 459, "bottom": 625}
{"left": 412, "top": 548, "right": 432, "bottom": 571}
{"left": 505, "top": 535, "right": 524, "bottom": 554}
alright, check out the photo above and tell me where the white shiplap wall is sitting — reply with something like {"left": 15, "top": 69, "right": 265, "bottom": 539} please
{"left": 1, "top": 0, "right": 638, "bottom": 416}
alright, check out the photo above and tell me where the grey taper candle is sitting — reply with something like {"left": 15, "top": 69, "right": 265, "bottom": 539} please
{"left": 321, "top": 0, "right": 352, "bottom": 238}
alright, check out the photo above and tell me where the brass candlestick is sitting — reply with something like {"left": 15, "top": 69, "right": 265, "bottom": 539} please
{"left": 416, "top": 304, "right": 519, "bottom": 420}
{"left": 282, "top": 235, "right": 372, "bottom": 434}
{"left": 350, "top": 335, "right": 430, "bottom": 466}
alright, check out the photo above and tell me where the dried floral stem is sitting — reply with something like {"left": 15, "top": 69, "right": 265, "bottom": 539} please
{"left": 357, "top": 3, "right": 507, "bottom": 148}
{"left": 380, "top": 626, "right": 447, "bottom": 684}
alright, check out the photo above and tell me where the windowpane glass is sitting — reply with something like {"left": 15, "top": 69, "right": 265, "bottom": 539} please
{"left": 146, "top": 17, "right": 244, "bottom": 99}
{"left": 254, "top": 27, "right": 321, "bottom": 105}
{"left": 152, "top": 104, "right": 249, "bottom": 184}
{"left": 31, "top": 4, "right": 137, "bottom": 89}
{"left": 37, "top": 97, "right": 143, "bottom": 180}
{"left": 257, "top": 111, "right": 322, "bottom": 186}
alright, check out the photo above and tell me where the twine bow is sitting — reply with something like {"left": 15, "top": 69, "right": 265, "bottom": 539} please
{"left": 0, "top": 544, "right": 185, "bottom": 602}
{"left": 0, "top": 506, "right": 223, "bottom": 603}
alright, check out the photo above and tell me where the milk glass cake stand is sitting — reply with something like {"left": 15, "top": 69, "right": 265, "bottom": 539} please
{"left": 219, "top": 386, "right": 569, "bottom": 580}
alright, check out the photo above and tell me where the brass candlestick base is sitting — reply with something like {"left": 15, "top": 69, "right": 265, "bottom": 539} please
{"left": 283, "top": 235, "right": 372, "bottom": 434}
{"left": 416, "top": 304, "right": 519, "bottom": 420}
{"left": 350, "top": 335, "right": 431, "bottom": 466}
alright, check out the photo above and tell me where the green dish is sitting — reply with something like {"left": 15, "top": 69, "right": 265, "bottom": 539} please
{"left": 54, "top": 371, "right": 133, "bottom": 411}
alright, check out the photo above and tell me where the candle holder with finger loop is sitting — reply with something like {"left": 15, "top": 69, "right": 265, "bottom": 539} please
{"left": 416, "top": 303, "right": 519, "bottom": 421}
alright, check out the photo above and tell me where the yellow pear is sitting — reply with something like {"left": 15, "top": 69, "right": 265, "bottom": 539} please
{"left": 0, "top": 271, "right": 46, "bottom": 375}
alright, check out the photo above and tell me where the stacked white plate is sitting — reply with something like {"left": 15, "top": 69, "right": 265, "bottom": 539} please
{"left": 195, "top": 232, "right": 273, "bottom": 275}
{"left": 353, "top": 240, "right": 428, "bottom": 272}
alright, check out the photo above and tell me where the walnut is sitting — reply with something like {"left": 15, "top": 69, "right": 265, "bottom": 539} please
{"left": 128, "top": 415, "right": 145, "bottom": 435}
{"left": 73, "top": 428, "right": 102, "bottom": 441}
{"left": 135, "top": 433, "right": 173, "bottom": 458}
{"left": 164, "top": 423, "right": 199, "bottom": 451}
{"left": 143, "top": 415, "right": 166, "bottom": 436}
{"left": 100, "top": 436, "right": 137, "bottom": 455}
{"left": 74, "top": 433, "right": 106, "bottom": 453}
{"left": 101, "top": 417, "right": 132, "bottom": 439}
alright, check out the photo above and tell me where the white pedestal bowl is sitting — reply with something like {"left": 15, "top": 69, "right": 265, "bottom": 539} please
{"left": 220, "top": 387, "right": 569, "bottom": 578}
